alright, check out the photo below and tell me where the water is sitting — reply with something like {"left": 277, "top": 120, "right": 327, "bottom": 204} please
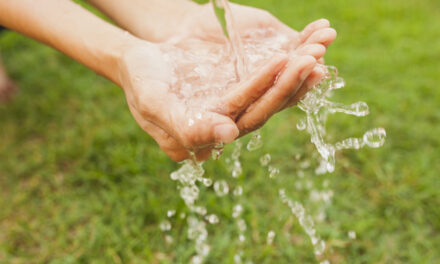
{"left": 214, "top": 180, "right": 229, "bottom": 196}
{"left": 211, "top": 0, "right": 248, "bottom": 78}
{"left": 259, "top": 153, "right": 271, "bottom": 166}
{"left": 297, "top": 66, "right": 386, "bottom": 173}
{"left": 246, "top": 131, "right": 264, "bottom": 151}
{"left": 267, "top": 230, "right": 276, "bottom": 245}
{"left": 348, "top": 230, "right": 357, "bottom": 239}
{"left": 159, "top": 0, "right": 386, "bottom": 263}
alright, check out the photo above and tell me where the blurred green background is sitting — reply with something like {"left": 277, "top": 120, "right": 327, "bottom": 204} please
{"left": 1, "top": 0, "right": 439, "bottom": 263}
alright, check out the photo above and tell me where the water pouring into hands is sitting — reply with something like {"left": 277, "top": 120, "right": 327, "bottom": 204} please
{"left": 0, "top": 0, "right": 336, "bottom": 162}
{"left": 110, "top": 1, "right": 337, "bottom": 161}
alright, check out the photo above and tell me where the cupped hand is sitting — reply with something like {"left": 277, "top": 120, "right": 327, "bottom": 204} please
{"left": 118, "top": 41, "right": 297, "bottom": 161}
{"left": 137, "top": 2, "right": 337, "bottom": 136}
{"left": 117, "top": 3, "right": 337, "bottom": 161}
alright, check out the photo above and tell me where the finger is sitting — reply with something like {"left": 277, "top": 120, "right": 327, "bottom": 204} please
{"left": 236, "top": 55, "right": 317, "bottom": 135}
{"left": 136, "top": 81, "right": 239, "bottom": 152}
{"left": 300, "top": 19, "right": 330, "bottom": 44}
{"left": 133, "top": 108, "right": 190, "bottom": 162}
{"left": 284, "top": 65, "right": 326, "bottom": 109}
{"left": 305, "top": 28, "right": 337, "bottom": 47}
{"left": 296, "top": 43, "right": 326, "bottom": 60}
{"left": 171, "top": 110, "right": 239, "bottom": 150}
{"left": 219, "top": 54, "right": 288, "bottom": 118}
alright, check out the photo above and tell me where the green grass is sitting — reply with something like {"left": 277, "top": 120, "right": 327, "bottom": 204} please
{"left": 1, "top": 0, "right": 439, "bottom": 263}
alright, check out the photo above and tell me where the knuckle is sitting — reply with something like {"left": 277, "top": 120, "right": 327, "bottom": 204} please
{"left": 226, "top": 100, "right": 243, "bottom": 118}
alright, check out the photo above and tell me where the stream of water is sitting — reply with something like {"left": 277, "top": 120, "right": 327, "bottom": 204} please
{"left": 159, "top": 1, "right": 386, "bottom": 263}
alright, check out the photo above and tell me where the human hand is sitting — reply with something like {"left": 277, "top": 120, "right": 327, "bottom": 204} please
{"left": 86, "top": 0, "right": 337, "bottom": 160}
{"left": 129, "top": 2, "right": 337, "bottom": 135}
{"left": 118, "top": 41, "right": 298, "bottom": 161}
{"left": 173, "top": 3, "right": 337, "bottom": 134}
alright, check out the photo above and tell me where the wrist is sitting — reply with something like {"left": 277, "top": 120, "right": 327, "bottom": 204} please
{"left": 99, "top": 32, "right": 146, "bottom": 86}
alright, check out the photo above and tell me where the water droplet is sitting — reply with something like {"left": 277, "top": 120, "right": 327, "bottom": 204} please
{"left": 205, "top": 214, "right": 219, "bottom": 224}
{"left": 214, "top": 180, "right": 229, "bottom": 197}
{"left": 192, "top": 206, "right": 207, "bottom": 216}
{"left": 237, "top": 219, "right": 246, "bottom": 232}
{"left": 330, "top": 76, "right": 345, "bottom": 90}
{"left": 234, "top": 253, "right": 242, "bottom": 264}
{"left": 268, "top": 166, "right": 280, "bottom": 178}
{"left": 202, "top": 178, "right": 213, "bottom": 187}
{"left": 267, "top": 230, "right": 276, "bottom": 245}
{"left": 247, "top": 131, "right": 263, "bottom": 151}
{"left": 212, "top": 143, "right": 224, "bottom": 160}
{"left": 314, "top": 240, "right": 326, "bottom": 255}
{"left": 195, "top": 242, "right": 210, "bottom": 256}
{"left": 165, "top": 235, "right": 173, "bottom": 244}
{"left": 352, "top": 102, "right": 369, "bottom": 116}
{"left": 167, "top": 210, "right": 176, "bottom": 218}
{"left": 363, "top": 128, "right": 386, "bottom": 148}
{"left": 259, "top": 153, "right": 271, "bottom": 166}
{"left": 335, "top": 137, "right": 364, "bottom": 150}
{"left": 233, "top": 186, "right": 243, "bottom": 196}
{"left": 191, "top": 255, "right": 203, "bottom": 264}
{"left": 348, "top": 231, "right": 356, "bottom": 239}
{"left": 326, "top": 65, "right": 338, "bottom": 79}
{"left": 232, "top": 204, "right": 243, "bottom": 218}
{"left": 159, "top": 220, "right": 172, "bottom": 231}
{"left": 232, "top": 161, "right": 243, "bottom": 178}
{"left": 296, "top": 119, "right": 307, "bottom": 130}
{"left": 300, "top": 160, "right": 311, "bottom": 169}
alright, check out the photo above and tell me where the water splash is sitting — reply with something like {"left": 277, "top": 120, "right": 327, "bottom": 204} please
{"left": 160, "top": 0, "right": 386, "bottom": 262}
{"left": 211, "top": 0, "right": 248, "bottom": 78}
{"left": 298, "top": 66, "right": 386, "bottom": 173}
{"left": 267, "top": 230, "right": 276, "bottom": 245}
{"left": 259, "top": 153, "right": 271, "bottom": 166}
{"left": 246, "top": 131, "right": 264, "bottom": 151}
{"left": 279, "top": 189, "right": 326, "bottom": 256}
{"left": 214, "top": 180, "right": 229, "bottom": 196}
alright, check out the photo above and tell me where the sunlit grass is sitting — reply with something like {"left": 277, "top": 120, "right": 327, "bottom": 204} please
{"left": 1, "top": 0, "right": 439, "bottom": 263}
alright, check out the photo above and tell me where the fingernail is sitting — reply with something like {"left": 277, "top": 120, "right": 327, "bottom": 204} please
{"left": 214, "top": 124, "right": 239, "bottom": 144}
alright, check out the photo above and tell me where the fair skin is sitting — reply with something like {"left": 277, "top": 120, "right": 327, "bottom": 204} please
{"left": 0, "top": 0, "right": 336, "bottom": 161}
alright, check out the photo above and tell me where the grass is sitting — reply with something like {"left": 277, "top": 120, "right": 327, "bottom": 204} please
{"left": 1, "top": 0, "right": 439, "bottom": 263}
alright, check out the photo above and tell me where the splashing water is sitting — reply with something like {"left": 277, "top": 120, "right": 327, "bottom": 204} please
{"left": 297, "top": 66, "right": 386, "bottom": 174}
{"left": 159, "top": 0, "right": 386, "bottom": 263}
{"left": 211, "top": 0, "right": 248, "bottom": 78}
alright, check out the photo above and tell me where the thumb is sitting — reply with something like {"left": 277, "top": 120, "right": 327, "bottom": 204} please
{"left": 212, "top": 114, "right": 239, "bottom": 144}
{"left": 177, "top": 111, "right": 239, "bottom": 149}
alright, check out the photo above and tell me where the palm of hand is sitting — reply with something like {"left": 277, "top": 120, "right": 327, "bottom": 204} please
{"left": 175, "top": 3, "right": 337, "bottom": 127}
{"left": 120, "top": 4, "right": 337, "bottom": 162}
{"left": 119, "top": 42, "right": 287, "bottom": 161}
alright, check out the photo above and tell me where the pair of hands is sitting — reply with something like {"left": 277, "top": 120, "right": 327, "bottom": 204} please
{"left": 117, "top": 3, "right": 336, "bottom": 161}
